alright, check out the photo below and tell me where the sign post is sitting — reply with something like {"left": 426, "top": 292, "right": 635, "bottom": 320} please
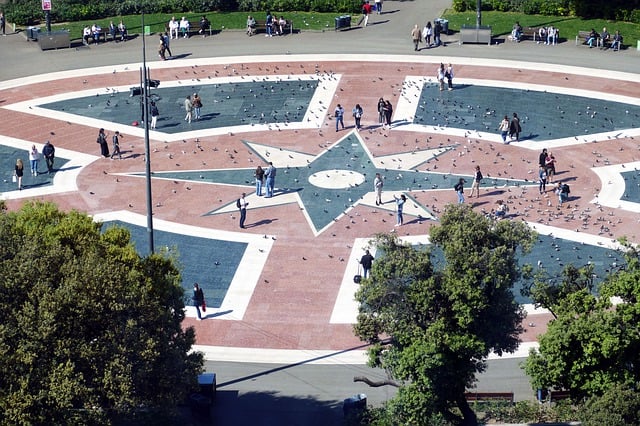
{"left": 42, "top": 0, "right": 52, "bottom": 32}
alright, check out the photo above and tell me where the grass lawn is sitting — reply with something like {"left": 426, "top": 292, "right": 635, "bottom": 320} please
{"left": 47, "top": 11, "right": 349, "bottom": 41}
{"left": 442, "top": 11, "right": 639, "bottom": 46}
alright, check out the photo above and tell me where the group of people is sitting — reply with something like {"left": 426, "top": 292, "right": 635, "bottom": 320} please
{"left": 538, "top": 148, "right": 557, "bottom": 192}
{"left": 498, "top": 113, "right": 522, "bottom": 143}
{"left": 168, "top": 16, "right": 191, "bottom": 39}
{"left": 183, "top": 93, "right": 203, "bottom": 123}
{"left": 254, "top": 162, "right": 277, "bottom": 199}
{"left": 96, "top": 128, "right": 122, "bottom": 159}
{"left": 411, "top": 21, "right": 444, "bottom": 50}
{"left": 246, "top": 13, "right": 288, "bottom": 37}
{"left": 377, "top": 98, "right": 393, "bottom": 129}
{"left": 537, "top": 26, "right": 559, "bottom": 45}
{"left": 82, "top": 21, "right": 126, "bottom": 45}
{"left": 586, "top": 27, "right": 623, "bottom": 50}
{"left": 12, "top": 141, "right": 56, "bottom": 190}
{"left": 436, "top": 63, "right": 454, "bottom": 91}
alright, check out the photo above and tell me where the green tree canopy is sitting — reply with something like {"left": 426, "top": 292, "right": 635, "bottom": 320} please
{"left": 353, "top": 204, "right": 535, "bottom": 426}
{"left": 0, "top": 201, "right": 203, "bottom": 424}
{"left": 524, "top": 242, "right": 640, "bottom": 401}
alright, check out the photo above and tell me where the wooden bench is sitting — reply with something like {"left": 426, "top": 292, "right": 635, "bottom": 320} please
{"left": 464, "top": 392, "right": 514, "bottom": 403}
{"left": 576, "top": 30, "right": 601, "bottom": 47}
{"left": 549, "top": 390, "right": 571, "bottom": 402}
{"left": 165, "top": 21, "right": 213, "bottom": 38}
{"left": 252, "top": 19, "right": 293, "bottom": 35}
{"left": 507, "top": 26, "right": 538, "bottom": 42}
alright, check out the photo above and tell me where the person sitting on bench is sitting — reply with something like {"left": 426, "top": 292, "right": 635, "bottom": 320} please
{"left": 199, "top": 16, "right": 210, "bottom": 37}
{"left": 246, "top": 15, "right": 256, "bottom": 36}
{"left": 511, "top": 21, "right": 522, "bottom": 41}
{"left": 611, "top": 30, "right": 623, "bottom": 51}
{"left": 586, "top": 28, "right": 599, "bottom": 47}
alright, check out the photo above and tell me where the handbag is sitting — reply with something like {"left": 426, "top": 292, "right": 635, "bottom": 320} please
{"left": 201, "top": 300, "right": 206, "bottom": 312}
{"left": 353, "top": 264, "right": 362, "bottom": 283}
{"left": 12, "top": 174, "right": 17, "bottom": 183}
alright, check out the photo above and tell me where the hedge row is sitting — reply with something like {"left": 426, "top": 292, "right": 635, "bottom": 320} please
{"left": 3, "top": 0, "right": 361, "bottom": 25}
{"left": 452, "top": 0, "right": 640, "bottom": 22}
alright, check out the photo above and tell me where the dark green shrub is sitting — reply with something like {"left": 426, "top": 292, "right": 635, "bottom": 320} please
{"left": 579, "top": 384, "right": 640, "bottom": 426}
{"left": 452, "top": 0, "right": 475, "bottom": 13}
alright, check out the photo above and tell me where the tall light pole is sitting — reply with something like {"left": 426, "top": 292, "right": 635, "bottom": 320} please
{"left": 476, "top": 0, "right": 482, "bottom": 27}
{"left": 141, "top": 9, "right": 155, "bottom": 254}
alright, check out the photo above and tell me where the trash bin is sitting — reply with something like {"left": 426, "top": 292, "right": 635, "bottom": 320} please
{"left": 38, "top": 30, "right": 70, "bottom": 50}
{"left": 27, "top": 26, "right": 40, "bottom": 41}
{"left": 435, "top": 18, "right": 449, "bottom": 35}
{"left": 335, "top": 15, "right": 351, "bottom": 31}
{"left": 198, "top": 373, "right": 216, "bottom": 401}
{"left": 343, "top": 393, "right": 367, "bottom": 417}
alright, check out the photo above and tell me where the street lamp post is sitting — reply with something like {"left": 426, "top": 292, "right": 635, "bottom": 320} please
{"left": 476, "top": 0, "right": 482, "bottom": 27}
{"left": 140, "top": 9, "right": 155, "bottom": 254}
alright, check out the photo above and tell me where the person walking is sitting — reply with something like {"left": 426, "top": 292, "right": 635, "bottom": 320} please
{"left": 411, "top": 24, "right": 421, "bottom": 51}
{"left": 14, "top": 158, "right": 24, "bottom": 190}
{"left": 393, "top": 194, "right": 406, "bottom": 226}
{"left": 352, "top": 104, "right": 363, "bottom": 130}
{"left": 28, "top": 144, "right": 39, "bottom": 176}
{"left": 437, "top": 63, "right": 446, "bottom": 91}
{"left": 238, "top": 192, "right": 249, "bottom": 229}
{"left": 192, "top": 283, "right": 205, "bottom": 320}
{"left": 150, "top": 101, "right": 159, "bottom": 129}
{"left": 192, "top": 93, "right": 202, "bottom": 120}
{"left": 265, "top": 162, "right": 276, "bottom": 198}
{"left": 255, "top": 165, "right": 265, "bottom": 196}
{"left": 157, "top": 34, "right": 166, "bottom": 61}
{"left": 498, "top": 115, "right": 510, "bottom": 143}
{"left": 163, "top": 32, "right": 172, "bottom": 58}
{"left": 360, "top": 250, "right": 374, "bottom": 278}
{"left": 0, "top": 12, "right": 6, "bottom": 36}
{"left": 469, "top": 165, "right": 483, "bottom": 198}
{"left": 538, "top": 166, "right": 548, "bottom": 194}
{"left": 454, "top": 178, "right": 466, "bottom": 203}
{"left": 42, "top": 140, "right": 55, "bottom": 173}
{"left": 361, "top": 1, "right": 372, "bottom": 27}
{"left": 383, "top": 100, "right": 393, "bottom": 128}
{"left": 110, "top": 131, "right": 122, "bottom": 160}
{"left": 509, "top": 112, "right": 522, "bottom": 141}
{"left": 334, "top": 104, "right": 345, "bottom": 132}
{"left": 374, "top": 172, "right": 383, "bottom": 205}
{"left": 374, "top": 0, "right": 382, "bottom": 14}
{"left": 184, "top": 95, "right": 193, "bottom": 123}
{"left": 422, "top": 21, "right": 432, "bottom": 47}
{"left": 96, "top": 128, "right": 109, "bottom": 157}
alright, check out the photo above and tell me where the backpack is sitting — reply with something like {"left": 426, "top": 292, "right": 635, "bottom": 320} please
{"left": 454, "top": 182, "right": 462, "bottom": 192}
{"left": 236, "top": 198, "right": 241, "bottom": 208}
{"left": 561, "top": 184, "right": 570, "bottom": 194}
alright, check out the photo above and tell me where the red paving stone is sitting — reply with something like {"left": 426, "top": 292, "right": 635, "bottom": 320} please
{"left": 2, "top": 57, "right": 639, "bottom": 355}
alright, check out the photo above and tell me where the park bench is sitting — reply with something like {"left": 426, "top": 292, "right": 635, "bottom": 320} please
{"left": 253, "top": 19, "right": 294, "bottom": 35}
{"left": 507, "top": 26, "right": 538, "bottom": 42}
{"left": 464, "top": 392, "right": 514, "bottom": 404}
{"left": 549, "top": 390, "right": 571, "bottom": 402}
{"left": 165, "top": 21, "right": 213, "bottom": 38}
{"left": 576, "top": 30, "right": 601, "bottom": 47}
{"left": 459, "top": 25, "right": 492, "bottom": 45}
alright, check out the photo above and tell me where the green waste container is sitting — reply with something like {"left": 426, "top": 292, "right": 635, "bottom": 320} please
{"left": 144, "top": 25, "right": 151, "bottom": 35}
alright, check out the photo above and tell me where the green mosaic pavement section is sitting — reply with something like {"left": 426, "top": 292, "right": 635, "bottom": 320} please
{"left": 415, "top": 83, "right": 640, "bottom": 141}
{"left": 621, "top": 170, "right": 640, "bottom": 204}
{"left": 40, "top": 80, "right": 319, "bottom": 134}
{"left": 0, "top": 145, "right": 69, "bottom": 193}
{"left": 104, "top": 221, "right": 247, "bottom": 308}
{"left": 147, "top": 135, "right": 530, "bottom": 231}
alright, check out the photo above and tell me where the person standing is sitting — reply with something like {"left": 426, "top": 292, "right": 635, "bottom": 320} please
{"left": 192, "top": 93, "right": 202, "bottom": 121}
{"left": 255, "top": 165, "right": 265, "bottom": 196}
{"left": 383, "top": 100, "right": 393, "bottom": 128}
{"left": 434, "top": 20, "right": 442, "bottom": 46}
{"left": 14, "top": 158, "right": 24, "bottom": 190}
{"left": 0, "top": 12, "right": 6, "bottom": 36}
{"left": 238, "top": 192, "right": 248, "bottom": 229}
{"left": 42, "top": 140, "right": 55, "bottom": 173}
{"left": 184, "top": 95, "right": 193, "bottom": 123}
{"left": 393, "top": 194, "right": 406, "bottom": 226}
{"left": 265, "top": 162, "right": 276, "bottom": 198}
{"left": 377, "top": 98, "right": 386, "bottom": 126}
{"left": 411, "top": 24, "right": 421, "bottom": 51}
{"left": 538, "top": 166, "right": 548, "bottom": 194}
{"left": 334, "top": 104, "right": 345, "bottom": 132}
{"left": 28, "top": 144, "right": 39, "bottom": 176}
{"left": 445, "top": 63, "right": 454, "bottom": 91}
{"left": 454, "top": 178, "right": 466, "bottom": 203}
{"left": 97, "top": 128, "right": 109, "bottom": 157}
{"left": 110, "top": 131, "right": 122, "bottom": 160}
{"left": 192, "top": 283, "right": 205, "bottom": 320}
{"left": 545, "top": 152, "right": 557, "bottom": 183}
{"left": 509, "top": 112, "right": 522, "bottom": 141}
{"left": 538, "top": 148, "right": 548, "bottom": 169}
{"left": 266, "top": 12, "right": 273, "bottom": 37}
{"left": 374, "top": 172, "right": 383, "bottom": 205}
{"left": 352, "top": 104, "right": 363, "bottom": 130}
{"left": 498, "top": 115, "right": 510, "bottom": 143}
{"left": 150, "top": 101, "right": 159, "bottom": 129}
{"left": 360, "top": 250, "right": 374, "bottom": 278}
{"left": 469, "top": 165, "right": 483, "bottom": 198}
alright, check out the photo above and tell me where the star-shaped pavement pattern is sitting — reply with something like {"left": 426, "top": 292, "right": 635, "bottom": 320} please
{"left": 137, "top": 131, "right": 531, "bottom": 235}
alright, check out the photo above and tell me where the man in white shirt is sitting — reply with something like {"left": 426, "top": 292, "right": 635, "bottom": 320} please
{"left": 168, "top": 17, "right": 179, "bottom": 39}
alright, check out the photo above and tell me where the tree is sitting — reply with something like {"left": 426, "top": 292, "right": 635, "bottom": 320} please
{"left": 579, "top": 383, "right": 640, "bottom": 426}
{"left": 524, "top": 241, "right": 640, "bottom": 401}
{"left": 0, "top": 201, "right": 203, "bottom": 424}
{"left": 353, "top": 204, "right": 535, "bottom": 426}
